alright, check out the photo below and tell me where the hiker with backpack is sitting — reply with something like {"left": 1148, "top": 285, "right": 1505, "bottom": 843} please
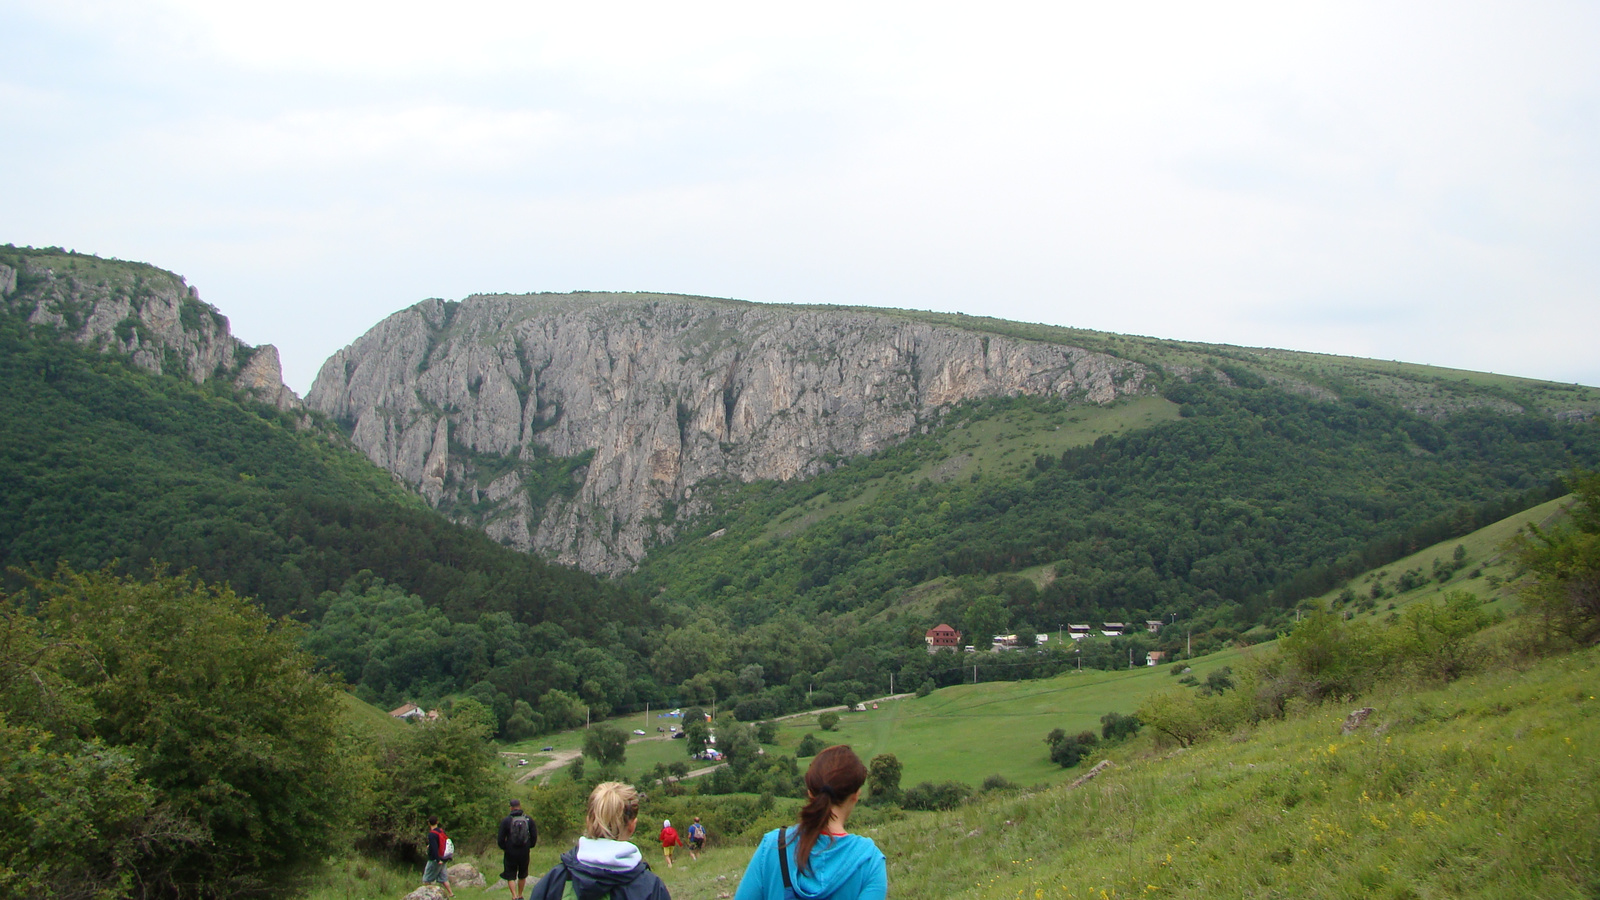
{"left": 731, "top": 745, "right": 886, "bottom": 900}
{"left": 499, "top": 798, "right": 539, "bottom": 900}
{"left": 423, "top": 815, "right": 456, "bottom": 898}
{"left": 526, "top": 781, "right": 671, "bottom": 900}
{"left": 686, "top": 817, "right": 706, "bottom": 861}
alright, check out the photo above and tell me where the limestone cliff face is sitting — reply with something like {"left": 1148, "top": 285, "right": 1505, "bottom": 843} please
{"left": 309, "top": 293, "right": 1149, "bottom": 574}
{"left": 0, "top": 254, "right": 300, "bottom": 411}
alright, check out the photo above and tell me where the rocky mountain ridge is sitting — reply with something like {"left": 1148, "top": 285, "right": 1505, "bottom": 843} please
{"left": 307, "top": 293, "right": 1151, "bottom": 573}
{"left": 0, "top": 248, "right": 300, "bottom": 411}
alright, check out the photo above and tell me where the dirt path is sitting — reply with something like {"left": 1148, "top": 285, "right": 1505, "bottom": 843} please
{"left": 511, "top": 696, "right": 913, "bottom": 785}
{"left": 774, "top": 692, "right": 914, "bottom": 720}
{"left": 512, "top": 732, "right": 678, "bottom": 784}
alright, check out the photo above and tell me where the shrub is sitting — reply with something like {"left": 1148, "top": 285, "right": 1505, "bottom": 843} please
{"left": 1045, "top": 729, "right": 1099, "bottom": 767}
{"left": 755, "top": 720, "right": 780, "bottom": 743}
{"left": 980, "top": 774, "right": 1018, "bottom": 793}
{"left": 795, "top": 732, "right": 823, "bottom": 757}
{"left": 916, "top": 679, "right": 935, "bottom": 698}
{"left": 817, "top": 711, "right": 840, "bottom": 731}
{"left": 867, "top": 753, "right": 902, "bottom": 805}
{"left": 1100, "top": 711, "right": 1142, "bottom": 742}
{"left": 902, "top": 780, "right": 973, "bottom": 811}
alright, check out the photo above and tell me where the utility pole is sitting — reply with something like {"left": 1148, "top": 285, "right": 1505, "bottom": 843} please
{"left": 889, "top": 673, "right": 894, "bottom": 695}
{"left": 1186, "top": 629, "right": 1192, "bottom": 658}
{"left": 973, "top": 664, "right": 978, "bottom": 684}
{"left": 585, "top": 706, "right": 590, "bottom": 729}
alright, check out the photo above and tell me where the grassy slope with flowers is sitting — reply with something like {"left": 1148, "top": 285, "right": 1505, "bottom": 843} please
{"left": 872, "top": 641, "right": 1600, "bottom": 900}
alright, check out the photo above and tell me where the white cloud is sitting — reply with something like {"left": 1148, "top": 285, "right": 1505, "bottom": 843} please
{"left": 2, "top": 0, "right": 1598, "bottom": 392}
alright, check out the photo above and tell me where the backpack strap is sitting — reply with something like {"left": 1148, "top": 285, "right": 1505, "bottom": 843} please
{"left": 776, "top": 827, "right": 794, "bottom": 893}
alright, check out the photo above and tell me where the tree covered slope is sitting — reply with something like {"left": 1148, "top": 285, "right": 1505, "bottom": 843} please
{"left": 630, "top": 374, "right": 1600, "bottom": 633}
{"left": 0, "top": 297, "right": 652, "bottom": 634}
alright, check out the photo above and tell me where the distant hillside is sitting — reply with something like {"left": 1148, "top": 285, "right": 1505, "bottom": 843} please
{"left": 311, "top": 290, "right": 1600, "bottom": 581}
{"left": 629, "top": 374, "right": 1598, "bottom": 634}
{"left": 0, "top": 247, "right": 652, "bottom": 635}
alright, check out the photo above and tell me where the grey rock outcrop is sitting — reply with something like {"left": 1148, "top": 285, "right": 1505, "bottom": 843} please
{"left": 0, "top": 252, "right": 301, "bottom": 410}
{"left": 309, "top": 293, "right": 1148, "bottom": 574}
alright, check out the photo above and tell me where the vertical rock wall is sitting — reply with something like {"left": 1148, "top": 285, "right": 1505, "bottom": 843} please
{"left": 309, "top": 293, "right": 1149, "bottom": 574}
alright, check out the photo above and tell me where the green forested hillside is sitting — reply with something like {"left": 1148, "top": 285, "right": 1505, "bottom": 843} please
{"left": 0, "top": 311, "right": 646, "bottom": 628}
{"left": 0, "top": 304, "right": 679, "bottom": 734}
{"left": 633, "top": 377, "right": 1598, "bottom": 632}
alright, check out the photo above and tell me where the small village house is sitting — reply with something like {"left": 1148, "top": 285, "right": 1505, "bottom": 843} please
{"left": 925, "top": 623, "right": 962, "bottom": 652}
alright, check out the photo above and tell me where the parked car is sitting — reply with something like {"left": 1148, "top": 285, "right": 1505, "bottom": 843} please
{"left": 632, "top": 729, "right": 646, "bottom": 735}
{"left": 541, "top": 746, "right": 554, "bottom": 752}
{"left": 518, "top": 759, "right": 528, "bottom": 766}
{"left": 672, "top": 731, "right": 687, "bottom": 739}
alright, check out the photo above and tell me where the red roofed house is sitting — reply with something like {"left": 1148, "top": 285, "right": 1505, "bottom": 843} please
{"left": 925, "top": 624, "right": 962, "bottom": 653}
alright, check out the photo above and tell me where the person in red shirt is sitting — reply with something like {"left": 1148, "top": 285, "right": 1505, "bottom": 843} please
{"left": 658, "top": 819, "right": 683, "bottom": 868}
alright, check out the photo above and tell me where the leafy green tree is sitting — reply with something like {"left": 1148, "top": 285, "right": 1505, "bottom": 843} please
{"left": 755, "top": 720, "right": 780, "bottom": 743}
{"left": 684, "top": 717, "right": 711, "bottom": 756}
{"left": 1514, "top": 470, "right": 1600, "bottom": 645}
{"left": 584, "top": 724, "right": 628, "bottom": 770}
{"left": 817, "top": 711, "right": 840, "bottom": 731}
{"left": 718, "top": 721, "right": 762, "bottom": 774}
{"left": 738, "top": 663, "right": 766, "bottom": 694}
{"left": 361, "top": 714, "right": 501, "bottom": 857}
{"left": 1, "top": 568, "right": 353, "bottom": 896}
{"left": 867, "top": 753, "right": 903, "bottom": 805}
{"left": 1044, "top": 728, "right": 1098, "bottom": 767}
{"left": 1100, "top": 711, "right": 1142, "bottom": 742}
{"left": 795, "top": 732, "right": 823, "bottom": 757}
{"left": 451, "top": 696, "right": 499, "bottom": 734}
{"left": 963, "top": 594, "right": 1010, "bottom": 647}
{"left": 1136, "top": 689, "right": 1211, "bottom": 748}
{"left": 1395, "top": 591, "right": 1492, "bottom": 681}
{"left": 539, "top": 689, "right": 587, "bottom": 731}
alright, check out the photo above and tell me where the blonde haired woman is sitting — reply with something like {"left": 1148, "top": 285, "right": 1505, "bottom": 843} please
{"left": 527, "top": 781, "right": 671, "bottom": 900}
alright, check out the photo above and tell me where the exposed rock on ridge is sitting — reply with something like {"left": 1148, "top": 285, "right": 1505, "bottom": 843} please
{"left": 308, "top": 293, "right": 1149, "bottom": 574}
{"left": 0, "top": 253, "right": 300, "bottom": 411}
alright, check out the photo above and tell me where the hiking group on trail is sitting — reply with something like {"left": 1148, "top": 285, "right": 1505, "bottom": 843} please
{"left": 424, "top": 744, "right": 886, "bottom": 900}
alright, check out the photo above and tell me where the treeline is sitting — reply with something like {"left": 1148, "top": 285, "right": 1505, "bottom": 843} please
{"left": 0, "top": 313, "right": 655, "bottom": 634}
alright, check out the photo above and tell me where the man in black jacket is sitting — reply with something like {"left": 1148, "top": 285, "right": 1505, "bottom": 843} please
{"left": 498, "top": 799, "right": 538, "bottom": 900}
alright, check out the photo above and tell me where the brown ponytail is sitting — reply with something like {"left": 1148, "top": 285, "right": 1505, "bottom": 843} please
{"left": 794, "top": 745, "right": 868, "bottom": 874}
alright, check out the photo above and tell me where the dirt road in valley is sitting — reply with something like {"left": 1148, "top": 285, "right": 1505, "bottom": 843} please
{"left": 509, "top": 694, "right": 913, "bottom": 784}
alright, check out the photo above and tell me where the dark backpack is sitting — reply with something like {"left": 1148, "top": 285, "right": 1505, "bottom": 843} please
{"left": 509, "top": 813, "right": 534, "bottom": 850}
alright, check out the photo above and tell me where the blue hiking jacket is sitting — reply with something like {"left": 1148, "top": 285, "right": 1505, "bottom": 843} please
{"left": 732, "top": 827, "right": 887, "bottom": 900}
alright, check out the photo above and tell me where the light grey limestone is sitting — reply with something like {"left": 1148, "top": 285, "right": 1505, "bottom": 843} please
{"left": 310, "top": 293, "right": 1149, "bottom": 574}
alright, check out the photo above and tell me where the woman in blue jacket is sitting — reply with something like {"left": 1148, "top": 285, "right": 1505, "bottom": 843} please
{"left": 733, "top": 745, "right": 887, "bottom": 900}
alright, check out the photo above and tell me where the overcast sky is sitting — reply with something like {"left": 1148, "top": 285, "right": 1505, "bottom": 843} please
{"left": 3, "top": 1, "right": 1597, "bottom": 394}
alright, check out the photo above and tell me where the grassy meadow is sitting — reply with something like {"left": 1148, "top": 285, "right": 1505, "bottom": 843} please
{"left": 767, "top": 650, "right": 1243, "bottom": 788}
{"left": 315, "top": 641, "right": 1600, "bottom": 900}
{"left": 873, "top": 642, "right": 1600, "bottom": 900}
